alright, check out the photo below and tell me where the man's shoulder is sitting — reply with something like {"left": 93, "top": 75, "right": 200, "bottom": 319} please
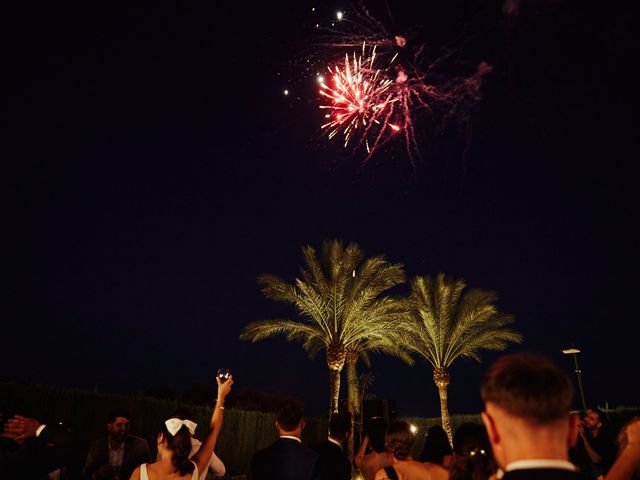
{"left": 310, "top": 440, "right": 331, "bottom": 452}
{"left": 312, "top": 440, "right": 345, "bottom": 457}
{"left": 255, "top": 438, "right": 318, "bottom": 459}
{"left": 503, "top": 469, "right": 590, "bottom": 480}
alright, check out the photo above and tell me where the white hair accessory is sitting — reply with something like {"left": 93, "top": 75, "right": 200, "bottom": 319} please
{"left": 164, "top": 418, "right": 197, "bottom": 436}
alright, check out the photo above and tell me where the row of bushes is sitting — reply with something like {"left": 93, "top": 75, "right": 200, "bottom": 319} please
{"left": 2, "top": 383, "right": 638, "bottom": 476}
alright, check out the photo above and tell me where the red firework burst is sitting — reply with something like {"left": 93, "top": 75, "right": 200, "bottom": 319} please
{"left": 318, "top": 43, "right": 401, "bottom": 154}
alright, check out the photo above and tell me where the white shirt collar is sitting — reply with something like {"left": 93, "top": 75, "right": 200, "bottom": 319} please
{"left": 505, "top": 459, "right": 577, "bottom": 472}
{"left": 280, "top": 435, "right": 302, "bottom": 443}
{"left": 328, "top": 437, "right": 343, "bottom": 450}
{"left": 108, "top": 438, "right": 125, "bottom": 452}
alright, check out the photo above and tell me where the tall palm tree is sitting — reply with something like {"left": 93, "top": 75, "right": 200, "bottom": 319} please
{"left": 240, "top": 240, "right": 408, "bottom": 413}
{"left": 407, "top": 273, "right": 523, "bottom": 444}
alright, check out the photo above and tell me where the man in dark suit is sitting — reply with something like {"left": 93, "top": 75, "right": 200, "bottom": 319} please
{"left": 249, "top": 400, "right": 320, "bottom": 480}
{"left": 312, "top": 411, "right": 352, "bottom": 480}
{"left": 83, "top": 408, "right": 151, "bottom": 480}
{"left": 480, "top": 353, "right": 589, "bottom": 480}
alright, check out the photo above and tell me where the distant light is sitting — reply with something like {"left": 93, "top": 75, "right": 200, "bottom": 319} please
{"left": 317, "top": 75, "right": 324, "bottom": 83}
{"left": 352, "top": 269, "right": 356, "bottom": 277}
{"left": 562, "top": 348, "right": 581, "bottom": 354}
{"left": 316, "top": 23, "right": 320, "bottom": 28}
{"left": 409, "top": 424, "right": 418, "bottom": 434}
{"left": 283, "top": 89, "right": 289, "bottom": 96}
{"left": 312, "top": 7, "right": 315, "bottom": 12}
{"left": 336, "top": 11, "right": 343, "bottom": 21}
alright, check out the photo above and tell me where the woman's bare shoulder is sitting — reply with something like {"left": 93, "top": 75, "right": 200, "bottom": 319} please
{"left": 129, "top": 465, "right": 141, "bottom": 480}
{"left": 417, "top": 461, "right": 449, "bottom": 479}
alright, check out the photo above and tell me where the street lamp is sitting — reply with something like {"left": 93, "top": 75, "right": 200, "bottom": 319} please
{"left": 562, "top": 347, "right": 587, "bottom": 412}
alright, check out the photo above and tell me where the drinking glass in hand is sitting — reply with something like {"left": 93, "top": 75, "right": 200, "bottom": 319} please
{"left": 217, "top": 368, "right": 230, "bottom": 383}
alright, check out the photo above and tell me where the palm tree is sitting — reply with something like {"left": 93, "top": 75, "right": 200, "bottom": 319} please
{"left": 240, "top": 240, "right": 408, "bottom": 413}
{"left": 407, "top": 273, "right": 523, "bottom": 444}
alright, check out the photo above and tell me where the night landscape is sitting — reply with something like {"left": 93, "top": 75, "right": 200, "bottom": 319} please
{"left": 4, "top": 1, "right": 640, "bottom": 478}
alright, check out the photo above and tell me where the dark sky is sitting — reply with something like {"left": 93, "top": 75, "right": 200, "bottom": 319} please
{"left": 5, "top": 0, "right": 639, "bottom": 417}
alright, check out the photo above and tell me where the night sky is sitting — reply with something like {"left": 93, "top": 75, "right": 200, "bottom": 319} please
{"left": 5, "top": 1, "right": 639, "bottom": 417}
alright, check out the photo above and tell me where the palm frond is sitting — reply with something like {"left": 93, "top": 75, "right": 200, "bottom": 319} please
{"left": 240, "top": 319, "right": 321, "bottom": 343}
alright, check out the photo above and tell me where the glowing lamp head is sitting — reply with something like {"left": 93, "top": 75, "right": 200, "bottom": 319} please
{"left": 410, "top": 424, "right": 418, "bottom": 434}
{"left": 337, "top": 11, "right": 343, "bottom": 21}
{"left": 283, "top": 89, "right": 289, "bottom": 96}
{"left": 562, "top": 348, "right": 581, "bottom": 354}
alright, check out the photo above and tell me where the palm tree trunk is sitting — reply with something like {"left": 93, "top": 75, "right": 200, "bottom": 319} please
{"left": 346, "top": 353, "right": 360, "bottom": 459}
{"left": 328, "top": 367, "right": 342, "bottom": 414}
{"left": 433, "top": 367, "right": 453, "bottom": 446}
{"left": 327, "top": 346, "right": 346, "bottom": 414}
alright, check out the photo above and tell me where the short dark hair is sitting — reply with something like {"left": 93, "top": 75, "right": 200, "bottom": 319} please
{"left": 481, "top": 353, "right": 573, "bottom": 423}
{"left": 276, "top": 400, "right": 304, "bottom": 431}
{"left": 366, "top": 417, "right": 388, "bottom": 453}
{"left": 385, "top": 420, "right": 414, "bottom": 460}
{"left": 106, "top": 408, "right": 131, "bottom": 423}
{"left": 329, "top": 412, "right": 351, "bottom": 441}
{"left": 585, "top": 408, "right": 604, "bottom": 421}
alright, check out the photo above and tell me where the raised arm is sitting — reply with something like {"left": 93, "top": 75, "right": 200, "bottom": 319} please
{"left": 208, "top": 451, "right": 226, "bottom": 477}
{"left": 191, "top": 375, "right": 233, "bottom": 474}
{"left": 578, "top": 423, "right": 603, "bottom": 464}
{"left": 355, "top": 435, "right": 369, "bottom": 468}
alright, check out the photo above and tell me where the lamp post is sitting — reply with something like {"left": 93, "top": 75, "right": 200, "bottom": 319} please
{"left": 562, "top": 347, "right": 587, "bottom": 412}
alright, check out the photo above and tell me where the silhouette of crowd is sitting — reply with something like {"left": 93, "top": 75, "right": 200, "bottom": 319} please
{"left": 2, "top": 353, "right": 639, "bottom": 480}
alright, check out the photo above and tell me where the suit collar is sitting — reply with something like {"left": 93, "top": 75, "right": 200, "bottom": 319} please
{"left": 279, "top": 435, "right": 302, "bottom": 443}
{"left": 505, "top": 459, "right": 576, "bottom": 472}
{"left": 328, "top": 437, "right": 343, "bottom": 450}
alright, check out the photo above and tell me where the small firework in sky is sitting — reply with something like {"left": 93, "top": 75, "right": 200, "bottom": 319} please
{"left": 309, "top": 3, "right": 491, "bottom": 165}
{"left": 318, "top": 43, "right": 399, "bottom": 153}
{"left": 317, "top": 41, "right": 444, "bottom": 162}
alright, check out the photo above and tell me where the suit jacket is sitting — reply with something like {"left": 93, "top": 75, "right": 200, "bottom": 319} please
{"left": 83, "top": 435, "right": 151, "bottom": 480}
{"left": 249, "top": 437, "right": 320, "bottom": 480}
{"left": 502, "top": 468, "right": 591, "bottom": 480}
{"left": 0, "top": 424, "right": 75, "bottom": 480}
{"left": 312, "top": 440, "right": 351, "bottom": 480}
